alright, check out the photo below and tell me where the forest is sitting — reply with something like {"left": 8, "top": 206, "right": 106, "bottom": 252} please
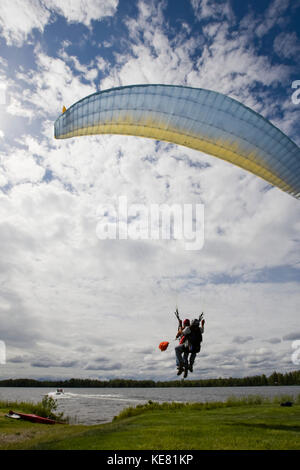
{"left": 0, "top": 370, "right": 299, "bottom": 388}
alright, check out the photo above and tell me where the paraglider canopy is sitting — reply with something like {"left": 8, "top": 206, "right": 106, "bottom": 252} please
{"left": 54, "top": 84, "right": 300, "bottom": 199}
{"left": 159, "top": 341, "right": 169, "bottom": 352}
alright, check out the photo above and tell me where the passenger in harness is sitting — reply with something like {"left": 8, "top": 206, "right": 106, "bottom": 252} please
{"left": 184, "top": 317, "right": 205, "bottom": 373}
{"left": 174, "top": 309, "right": 205, "bottom": 378}
{"left": 175, "top": 316, "right": 191, "bottom": 377}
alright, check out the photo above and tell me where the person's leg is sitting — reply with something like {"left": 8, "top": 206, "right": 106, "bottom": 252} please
{"left": 189, "top": 345, "right": 201, "bottom": 371}
{"left": 189, "top": 353, "right": 196, "bottom": 371}
{"left": 175, "top": 345, "right": 184, "bottom": 369}
{"left": 183, "top": 349, "right": 189, "bottom": 369}
{"left": 183, "top": 349, "right": 189, "bottom": 378}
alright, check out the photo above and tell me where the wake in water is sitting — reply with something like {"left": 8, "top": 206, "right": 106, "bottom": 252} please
{"left": 46, "top": 391, "right": 141, "bottom": 402}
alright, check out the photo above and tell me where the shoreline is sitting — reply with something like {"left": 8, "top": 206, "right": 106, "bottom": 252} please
{"left": 1, "top": 395, "right": 300, "bottom": 450}
{"left": 0, "top": 370, "right": 299, "bottom": 388}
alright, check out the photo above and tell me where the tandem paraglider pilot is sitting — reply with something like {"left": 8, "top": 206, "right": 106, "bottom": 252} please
{"left": 174, "top": 309, "right": 205, "bottom": 378}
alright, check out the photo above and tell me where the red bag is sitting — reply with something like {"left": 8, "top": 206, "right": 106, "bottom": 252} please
{"left": 159, "top": 341, "right": 169, "bottom": 351}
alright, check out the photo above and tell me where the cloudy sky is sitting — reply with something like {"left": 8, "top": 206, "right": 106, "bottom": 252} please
{"left": 0, "top": 0, "right": 299, "bottom": 382}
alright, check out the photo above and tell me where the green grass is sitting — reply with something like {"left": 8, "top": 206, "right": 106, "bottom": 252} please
{"left": 0, "top": 395, "right": 299, "bottom": 450}
{"left": 0, "top": 395, "right": 65, "bottom": 421}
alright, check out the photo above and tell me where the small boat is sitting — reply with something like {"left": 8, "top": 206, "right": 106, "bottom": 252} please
{"left": 7, "top": 410, "right": 58, "bottom": 425}
{"left": 55, "top": 388, "right": 64, "bottom": 395}
{"left": 5, "top": 412, "right": 20, "bottom": 419}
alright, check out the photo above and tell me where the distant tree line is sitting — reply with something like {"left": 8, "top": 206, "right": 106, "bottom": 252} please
{"left": 0, "top": 370, "right": 299, "bottom": 388}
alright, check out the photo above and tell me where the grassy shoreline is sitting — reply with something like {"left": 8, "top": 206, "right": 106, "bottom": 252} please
{"left": 0, "top": 395, "right": 299, "bottom": 450}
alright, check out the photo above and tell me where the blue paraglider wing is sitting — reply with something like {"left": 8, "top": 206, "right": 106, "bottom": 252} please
{"left": 54, "top": 84, "right": 300, "bottom": 199}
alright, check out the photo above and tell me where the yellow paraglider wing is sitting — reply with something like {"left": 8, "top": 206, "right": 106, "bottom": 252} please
{"left": 54, "top": 85, "right": 300, "bottom": 199}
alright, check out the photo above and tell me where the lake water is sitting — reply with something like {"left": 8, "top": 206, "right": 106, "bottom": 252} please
{"left": 0, "top": 386, "right": 299, "bottom": 425}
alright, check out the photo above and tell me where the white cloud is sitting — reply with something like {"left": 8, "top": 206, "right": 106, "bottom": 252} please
{"left": 46, "top": 0, "right": 119, "bottom": 27}
{"left": 1, "top": 148, "right": 44, "bottom": 184}
{"left": 266, "top": 338, "right": 281, "bottom": 344}
{"left": 0, "top": 0, "right": 50, "bottom": 47}
{"left": 187, "top": 22, "right": 290, "bottom": 101}
{"left": 8, "top": 50, "right": 96, "bottom": 118}
{"left": 190, "top": 0, "right": 234, "bottom": 22}
{"left": 238, "top": 0, "right": 291, "bottom": 40}
{"left": 232, "top": 336, "right": 254, "bottom": 344}
{"left": 0, "top": 0, "right": 119, "bottom": 47}
{"left": 255, "top": 0, "right": 290, "bottom": 37}
{"left": 273, "top": 31, "right": 300, "bottom": 60}
{"left": 100, "top": 0, "right": 291, "bottom": 125}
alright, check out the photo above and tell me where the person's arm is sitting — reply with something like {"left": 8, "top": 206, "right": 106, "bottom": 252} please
{"left": 182, "top": 326, "right": 191, "bottom": 335}
{"left": 175, "top": 308, "right": 183, "bottom": 338}
{"left": 201, "top": 319, "right": 205, "bottom": 333}
{"left": 176, "top": 327, "right": 183, "bottom": 339}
